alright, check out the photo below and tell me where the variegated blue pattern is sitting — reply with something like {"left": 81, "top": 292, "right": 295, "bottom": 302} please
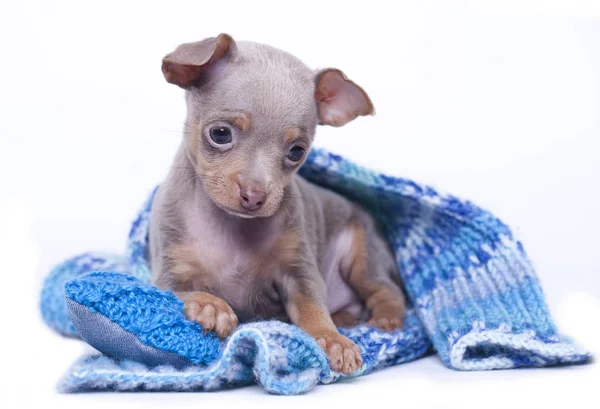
{"left": 40, "top": 147, "right": 590, "bottom": 394}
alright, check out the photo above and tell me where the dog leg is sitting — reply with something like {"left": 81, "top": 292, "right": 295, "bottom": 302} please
{"left": 282, "top": 270, "right": 362, "bottom": 375}
{"left": 344, "top": 219, "right": 406, "bottom": 331}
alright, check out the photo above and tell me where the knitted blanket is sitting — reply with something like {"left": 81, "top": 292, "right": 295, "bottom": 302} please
{"left": 40, "top": 148, "right": 590, "bottom": 394}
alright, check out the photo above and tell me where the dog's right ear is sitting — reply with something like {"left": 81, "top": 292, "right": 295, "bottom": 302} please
{"left": 161, "top": 33, "right": 237, "bottom": 89}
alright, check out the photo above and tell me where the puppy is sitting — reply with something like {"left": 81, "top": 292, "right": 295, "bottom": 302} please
{"left": 150, "top": 34, "right": 406, "bottom": 375}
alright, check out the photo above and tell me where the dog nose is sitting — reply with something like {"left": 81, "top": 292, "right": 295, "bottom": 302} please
{"left": 239, "top": 185, "right": 266, "bottom": 211}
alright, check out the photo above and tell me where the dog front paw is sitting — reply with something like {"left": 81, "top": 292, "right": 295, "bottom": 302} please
{"left": 182, "top": 292, "right": 238, "bottom": 338}
{"left": 367, "top": 300, "right": 405, "bottom": 331}
{"left": 314, "top": 330, "right": 362, "bottom": 374}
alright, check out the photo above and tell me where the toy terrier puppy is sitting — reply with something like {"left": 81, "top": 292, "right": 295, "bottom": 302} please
{"left": 150, "top": 34, "right": 406, "bottom": 374}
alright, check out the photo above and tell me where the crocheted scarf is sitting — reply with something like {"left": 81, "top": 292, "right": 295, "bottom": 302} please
{"left": 40, "top": 148, "right": 590, "bottom": 394}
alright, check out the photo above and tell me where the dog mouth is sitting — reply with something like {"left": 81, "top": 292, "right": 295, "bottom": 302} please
{"left": 221, "top": 207, "right": 259, "bottom": 219}
{"left": 215, "top": 202, "right": 264, "bottom": 219}
{"left": 218, "top": 199, "right": 282, "bottom": 219}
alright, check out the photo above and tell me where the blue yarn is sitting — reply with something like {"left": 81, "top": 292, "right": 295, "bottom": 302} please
{"left": 40, "top": 147, "right": 590, "bottom": 394}
{"left": 65, "top": 272, "right": 222, "bottom": 365}
{"left": 40, "top": 253, "right": 129, "bottom": 337}
{"left": 60, "top": 270, "right": 430, "bottom": 394}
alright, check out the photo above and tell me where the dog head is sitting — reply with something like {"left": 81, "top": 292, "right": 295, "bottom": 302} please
{"left": 162, "top": 33, "right": 374, "bottom": 218}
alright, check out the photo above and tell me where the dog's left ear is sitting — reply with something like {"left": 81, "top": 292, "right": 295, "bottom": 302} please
{"left": 314, "top": 68, "right": 375, "bottom": 127}
{"left": 162, "top": 33, "right": 237, "bottom": 89}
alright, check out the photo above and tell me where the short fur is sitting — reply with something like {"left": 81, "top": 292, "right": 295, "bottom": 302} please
{"left": 151, "top": 34, "right": 405, "bottom": 374}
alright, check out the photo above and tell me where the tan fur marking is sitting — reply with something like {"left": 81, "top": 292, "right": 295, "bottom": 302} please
{"left": 232, "top": 112, "right": 251, "bottom": 131}
{"left": 288, "top": 293, "right": 336, "bottom": 335}
{"left": 166, "top": 242, "right": 222, "bottom": 289}
{"left": 346, "top": 219, "right": 373, "bottom": 295}
{"left": 227, "top": 171, "right": 241, "bottom": 186}
{"left": 283, "top": 127, "right": 300, "bottom": 144}
{"left": 275, "top": 229, "right": 301, "bottom": 267}
{"left": 188, "top": 121, "right": 212, "bottom": 175}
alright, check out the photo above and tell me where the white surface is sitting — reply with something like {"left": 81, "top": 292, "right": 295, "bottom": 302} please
{"left": 0, "top": 0, "right": 598, "bottom": 408}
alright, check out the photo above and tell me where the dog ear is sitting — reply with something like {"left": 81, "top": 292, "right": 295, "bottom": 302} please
{"left": 162, "top": 33, "right": 237, "bottom": 89}
{"left": 314, "top": 68, "right": 375, "bottom": 127}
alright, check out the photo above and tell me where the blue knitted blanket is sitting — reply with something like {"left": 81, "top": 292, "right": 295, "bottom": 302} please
{"left": 40, "top": 148, "right": 590, "bottom": 394}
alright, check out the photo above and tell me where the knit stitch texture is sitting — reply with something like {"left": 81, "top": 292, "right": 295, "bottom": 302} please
{"left": 40, "top": 147, "right": 590, "bottom": 394}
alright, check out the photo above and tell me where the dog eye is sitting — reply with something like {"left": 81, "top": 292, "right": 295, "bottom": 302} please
{"left": 209, "top": 126, "right": 233, "bottom": 144}
{"left": 286, "top": 146, "right": 305, "bottom": 162}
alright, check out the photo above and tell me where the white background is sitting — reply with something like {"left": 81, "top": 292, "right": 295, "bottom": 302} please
{"left": 1, "top": 0, "right": 598, "bottom": 408}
